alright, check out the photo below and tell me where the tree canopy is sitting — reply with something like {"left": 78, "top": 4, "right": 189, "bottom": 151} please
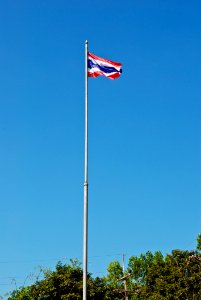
{"left": 7, "top": 234, "right": 201, "bottom": 300}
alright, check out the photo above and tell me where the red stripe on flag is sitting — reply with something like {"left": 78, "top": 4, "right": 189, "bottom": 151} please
{"left": 88, "top": 71, "right": 103, "bottom": 78}
{"left": 88, "top": 52, "right": 122, "bottom": 68}
{"left": 88, "top": 71, "right": 121, "bottom": 80}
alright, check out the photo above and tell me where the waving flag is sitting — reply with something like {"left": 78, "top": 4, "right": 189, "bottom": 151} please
{"left": 88, "top": 52, "right": 122, "bottom": 80}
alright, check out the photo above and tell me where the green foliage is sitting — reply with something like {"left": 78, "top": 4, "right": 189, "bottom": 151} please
{"left": 106, "top": 261, "right": 123, "bottom": 287}
{"left": 8, "top": 260, "right": 111, "bottom": 300}
{"left": 8, "top": 234, "right": 201, "bottom": 300}
{"left": 196, "top": 233, "right": 201, "bottom": 251}
{"left": 104, "top": 261, "right": 123, "bottom": 299}
{"left": 127, "top": 246, "right": 201, "bottom": 299}
{"left": 9, "top": 286, "right": 34, "bottom": 300}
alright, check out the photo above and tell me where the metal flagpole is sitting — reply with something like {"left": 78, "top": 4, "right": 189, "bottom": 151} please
{"left": 83, "top": 39, "right": 88, "bottom": 300}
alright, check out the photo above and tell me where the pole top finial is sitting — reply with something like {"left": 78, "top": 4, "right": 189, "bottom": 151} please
{"left": 85, "top": 40, "right": 88, "bottom": 44}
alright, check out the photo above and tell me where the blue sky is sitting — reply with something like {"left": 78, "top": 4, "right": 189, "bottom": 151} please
{"left": 0, "top": 0, "right": 200, "bottom": 297}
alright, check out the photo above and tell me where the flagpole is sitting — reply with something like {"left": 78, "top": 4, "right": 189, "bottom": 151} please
{"left": 83, "top": 39, "right": 88, "bottom": 300}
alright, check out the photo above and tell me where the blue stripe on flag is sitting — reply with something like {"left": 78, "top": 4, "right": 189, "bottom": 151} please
{"left": 88, "top": 59, "right": 121, "bottom": 74}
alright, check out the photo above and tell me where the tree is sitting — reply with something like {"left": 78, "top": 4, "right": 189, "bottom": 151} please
{"left": 127, "top": 245, "right": 201, "bottom": 299}
{"left": 8, "top": 234, "right": 201, "bottom": 300}
{"left": 8, "top": 260, "right": 109, "bottom": 300}
{"left": 104, "top": 261, "right": 124, "bottom": 299}
{"left": 196, "top": 233, "right": 201, "bottom": 251}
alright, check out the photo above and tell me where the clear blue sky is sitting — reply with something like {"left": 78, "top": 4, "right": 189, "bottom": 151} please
{"left": 0, "top": 0, "right": 200, "bottom": 297}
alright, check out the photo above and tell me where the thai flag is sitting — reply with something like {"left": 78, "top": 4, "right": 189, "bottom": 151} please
{"left": 88, "top": 52, "right": 122, "bottom": 80}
